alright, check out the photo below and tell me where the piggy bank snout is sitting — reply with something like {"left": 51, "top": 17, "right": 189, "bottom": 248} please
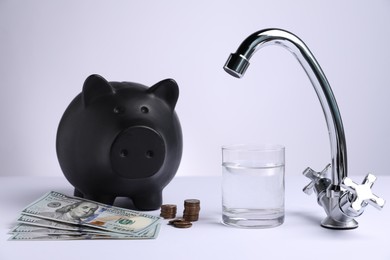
{"left": 110, "top": 126, "right": 166, "bottom": 179}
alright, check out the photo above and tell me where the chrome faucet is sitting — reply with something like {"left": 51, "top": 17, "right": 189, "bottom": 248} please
{"left": 223, "top": 28, "right": 385, "bottom": 229}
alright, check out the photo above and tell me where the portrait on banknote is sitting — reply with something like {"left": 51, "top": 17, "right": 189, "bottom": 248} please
{"left": 40, "top": 201, "right": 99, "bottom": 222}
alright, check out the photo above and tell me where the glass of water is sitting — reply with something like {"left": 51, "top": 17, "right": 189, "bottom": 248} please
{"left": 222, "top": 144, "right": 285, "bottom": 228}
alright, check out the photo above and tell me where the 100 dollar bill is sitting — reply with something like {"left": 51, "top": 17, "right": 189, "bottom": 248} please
{"left": 17, "top": 215, "right": 106, "bottom": 233}
{"left": 9, "top": 225, "right": 161, "bottom": 241}
{"left": 8, "top": 223, "right": 161, "bottom": 240}
{"left": 21, "top": 191, "right": 161, "bottom": 235}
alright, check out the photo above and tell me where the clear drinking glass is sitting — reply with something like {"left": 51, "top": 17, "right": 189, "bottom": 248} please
{"left": 222, "top": 144, "right": 285, "bottom": 228}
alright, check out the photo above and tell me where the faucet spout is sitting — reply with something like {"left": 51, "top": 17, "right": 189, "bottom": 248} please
{"left": 224, "top": 28, "right": 347, "bottom": 186}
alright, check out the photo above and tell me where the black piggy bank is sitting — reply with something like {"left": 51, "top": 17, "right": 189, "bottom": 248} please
{"left": 56, "top": 74, "right": 182, "bottom": 210}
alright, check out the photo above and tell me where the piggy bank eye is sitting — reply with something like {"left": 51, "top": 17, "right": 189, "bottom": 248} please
{"left": 113, "top": 106, "right": 125, "bottom": 114}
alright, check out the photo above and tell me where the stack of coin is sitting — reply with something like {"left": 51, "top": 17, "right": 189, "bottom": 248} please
{"left": 183, "top": 199, "right": 200, "bottom": 222}
{"left": 160, "top": 204, "right": 177, "bottom": 219}
{"left": 168, "top": 218, "right": 192, "bottom": 228}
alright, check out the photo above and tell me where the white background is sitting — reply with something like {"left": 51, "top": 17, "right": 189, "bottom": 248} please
{"left": 1, "top": 0, "right": 389, "bottom": 178}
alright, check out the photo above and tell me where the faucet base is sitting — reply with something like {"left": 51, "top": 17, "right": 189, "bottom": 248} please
{"left": 321, "top": 216, "right": 358, "bottom": 230}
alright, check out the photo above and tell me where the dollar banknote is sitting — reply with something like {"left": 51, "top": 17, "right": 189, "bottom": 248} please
{"left": 8, "top": 223, "right": 161, "bottom": 240}
{"left": 13, "top": 217, "right": 161, "bottom": 237}
{"left": 9, "top": 225, "right": 161, "bottom": 241}
{"left": 16, "top": 215, "right": 107, "bottom": 233}
{"left": 10, "top": 223, "right": 100, "bottom": 235}
{"left": 19, "top": 191, "right": 161, "bottom": 236}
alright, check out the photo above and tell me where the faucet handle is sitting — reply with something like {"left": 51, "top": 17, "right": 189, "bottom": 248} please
{"left": 303, "top": 164, "right": 331, "bottom": 195}
{"left": 341, "top": 174, "right": 386, "bottom": 213}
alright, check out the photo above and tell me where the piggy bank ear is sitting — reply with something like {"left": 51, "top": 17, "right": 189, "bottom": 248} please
{"left": 82, "top": 74, "right": 115, "bottom": 106}
{"left": 147, "top": 79, "right": 179, "bottom": 109}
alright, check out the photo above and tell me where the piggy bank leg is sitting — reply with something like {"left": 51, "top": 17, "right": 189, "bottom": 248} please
{"left": 74, "top": 188, "right": 84, "bottom": 198}
{"left": 132, "top": 190, "right": 162, "bottom": 211}
{"left": 83, "top": 193, "right": 116, "bottom": 206}
{"left": 73, "top": 189, "right": 115, "bottom": 205}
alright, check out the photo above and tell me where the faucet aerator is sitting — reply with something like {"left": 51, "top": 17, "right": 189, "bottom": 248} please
{"left": 223, "top": 53, "right": 250, "bottom": 78}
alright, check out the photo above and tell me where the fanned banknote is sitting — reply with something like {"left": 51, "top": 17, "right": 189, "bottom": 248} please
{"left": 8, "top": 223, "right": 161, "bottom": 240}
{"left": 16, "top": 215, "right": 108, "bottom": 233}
{"left": 9, "top": 226, "right": 161, "bottom": 241}
{"left": 10, "top": 223, "right": 99, "bottom": 235}
{"left": 8, "top": 191, "right": 161, "bottom": 240}
{"left": 21, "top": 191, "right": 160, "bottom": 235}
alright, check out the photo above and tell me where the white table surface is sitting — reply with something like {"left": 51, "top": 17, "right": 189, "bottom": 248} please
{"left": 0, "top": 175, "right": 389, "bottom": 260}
